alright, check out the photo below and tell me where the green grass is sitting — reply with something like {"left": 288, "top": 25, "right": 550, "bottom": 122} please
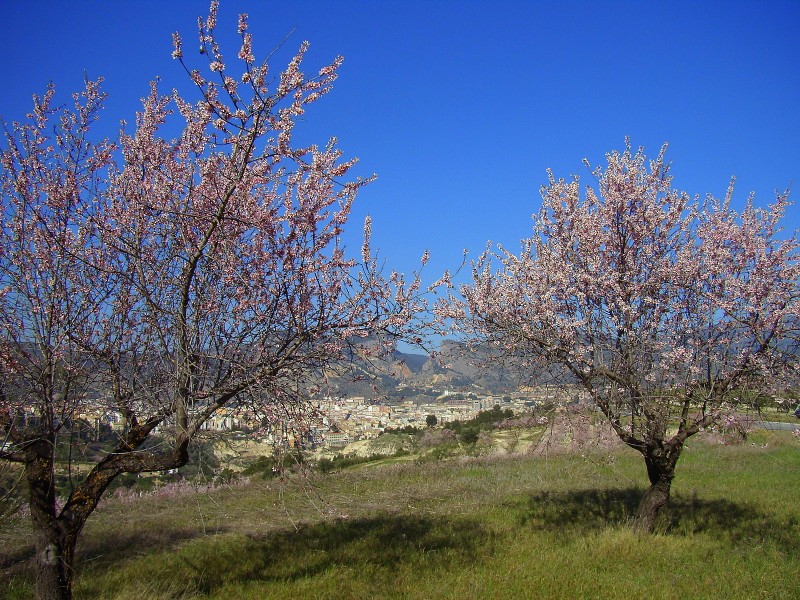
{"left": 2, "top": 431, "right": 799, "bottom": 599}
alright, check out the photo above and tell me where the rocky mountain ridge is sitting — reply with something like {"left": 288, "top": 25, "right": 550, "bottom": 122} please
{"left": 324, "top": 337, "right": 525, "bottom": 401}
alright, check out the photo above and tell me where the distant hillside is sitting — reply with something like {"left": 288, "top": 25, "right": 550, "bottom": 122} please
{"left": 322, "top": 336, "right": 524, "bottom": 400}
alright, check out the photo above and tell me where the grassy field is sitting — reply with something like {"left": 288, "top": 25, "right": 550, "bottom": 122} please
{"left": 2, "top": 427, "right": 799, "bottom": 599}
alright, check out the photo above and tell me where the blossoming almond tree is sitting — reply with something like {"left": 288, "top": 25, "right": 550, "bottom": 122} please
{"left": 0, "top": 4, "right": 425, "bottom": 598}
{"left": 444, "top": 140, "right": 800, "bottom": 532}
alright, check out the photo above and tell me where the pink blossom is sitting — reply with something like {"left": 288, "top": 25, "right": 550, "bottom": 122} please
{"left": 238, "top": 33, "right": 254, "bottom": 63}
{"left": 444, "top": 139, "right": 800, "bottom": 529}
{"left": 171, "top": 32, "right": 183, "bottom": 59}
{"left": 1, "top": 2, "right": 432, "bottom": 590}
{"left": 237, "top": 13, "right": 249, "bottom": 34}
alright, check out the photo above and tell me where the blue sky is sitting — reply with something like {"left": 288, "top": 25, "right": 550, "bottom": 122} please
{"left": 2, "top": 0, "right": 799, "bottom": 290}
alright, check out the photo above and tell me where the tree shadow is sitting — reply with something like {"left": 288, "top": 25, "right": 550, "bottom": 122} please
{"left": 174, "top": 513, "right": 494, "bottom": 594}
{"left": 5, "top": 511, "right": 493, "bottom": 595}
{"left": 519, "top": 487, "right": 800, "bottom": 553}
{"left": 1, "top": 521, "right": 231, "bottom": 583}
{"left": 518, "top": 488, "right": 640, "bottom": 531}
{"left": 0, "top": 545, "right": 35, "bottom": 579}
{"left": 78, "top": 524, "right": 230, "bottom": 567}
{"left": 668, "top": 494, "right": 800, "bottom": 552}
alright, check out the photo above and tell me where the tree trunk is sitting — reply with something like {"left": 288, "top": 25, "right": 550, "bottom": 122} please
{"left": 633, "top": 451, "right": 676, "bottom": 534}
{"left": 32, "top": 523, "right": 75, "bottom": 600}
{"left": 18, "top": 420, "right": 192, "bottom": 599}
{"left": 27, "top": 441, "right": 75, "bottom": 600}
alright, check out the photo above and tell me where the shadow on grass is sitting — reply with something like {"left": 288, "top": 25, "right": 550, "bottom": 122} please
{"left": 78, "top": 524, "right": 229, "bottom": 567}
{"left": 9, "top": 512, "right": 493, "bottom": 597}
{"left": 0, "top": 545, "right": 35, "bottom": 579}
{"left": 518, "top": 488, "right": 640, "bottom": 531}
{"left": 519, "top": 487, "right": 800, "bottom": 553}
{"left": 162, "top": 513, "right": 494, "bottom": 595}
{"left": 1, "top": 522, "right": 226, "bottom": 586}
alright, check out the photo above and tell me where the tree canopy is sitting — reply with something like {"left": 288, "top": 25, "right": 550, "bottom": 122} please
{"left": 0, "top": 3, "right": 424, "bottom": 597}
{"left": 444, "top": 140, "right": 800, "bottom": 530}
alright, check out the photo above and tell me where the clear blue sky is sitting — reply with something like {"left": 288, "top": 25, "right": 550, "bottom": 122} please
{"left": 2, "top": 0, "right": 799, "bottom": 287}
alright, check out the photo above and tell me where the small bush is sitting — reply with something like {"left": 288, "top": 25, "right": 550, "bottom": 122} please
{"left": 418, "top": 428, "right": 457, "bottom": 449}
{"left": 459, "top": 428, "right": 480, "bottom": 445}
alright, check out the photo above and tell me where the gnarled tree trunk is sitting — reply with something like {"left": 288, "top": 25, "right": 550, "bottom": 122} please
{"left": 26, "top": 440, "right": 73, "bottom": 600}
{"left": 24, "top": 425, "right": 191, "bottom": 600}
{"left": 634, "top": 448, "right": 678, "bottom": 533}
{"left": 31, "top": 522, "right": 74, "bottom": 600}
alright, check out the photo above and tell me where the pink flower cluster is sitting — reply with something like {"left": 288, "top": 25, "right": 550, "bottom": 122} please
{"left": 444, "top": 138, "right": 800, "bottom": 454}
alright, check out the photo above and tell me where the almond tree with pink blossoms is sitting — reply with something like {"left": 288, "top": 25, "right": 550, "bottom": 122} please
{"left": 442, "top": 140, "right": 800, "bottom": 532}
{"left": 0, "top": 4, "right": 425, "bottom": 598}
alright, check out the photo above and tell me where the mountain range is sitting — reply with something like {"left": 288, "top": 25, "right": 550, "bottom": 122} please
{"left": 323, "top": 337, "right": 525, "bottom": 402}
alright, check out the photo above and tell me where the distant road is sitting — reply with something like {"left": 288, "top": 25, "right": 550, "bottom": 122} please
{"left": 759, "top": 421, "right": 800, "bottom": 432}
